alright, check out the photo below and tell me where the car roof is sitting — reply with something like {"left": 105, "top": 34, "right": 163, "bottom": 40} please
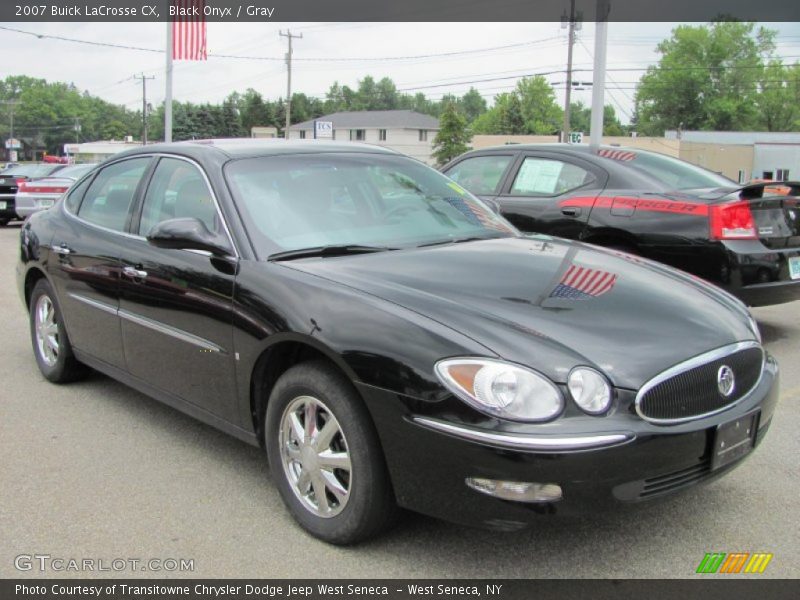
{"left": 466, "top": 143, "right": 640, "bottom": 155}
{"left": 119, "top": 138, "right": 401, "bottom": 160}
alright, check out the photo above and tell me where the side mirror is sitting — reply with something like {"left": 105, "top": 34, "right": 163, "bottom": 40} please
{"left": 147, "top": 218, "right": 232, "bottom": 257}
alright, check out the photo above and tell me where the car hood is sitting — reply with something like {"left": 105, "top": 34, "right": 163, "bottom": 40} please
{"left": 284, "top": 236, "right": 755, "bottom": 390}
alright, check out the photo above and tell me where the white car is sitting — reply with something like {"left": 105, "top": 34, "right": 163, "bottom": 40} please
{"left": 15, "top": 163, "right": 97, "bottom": 219}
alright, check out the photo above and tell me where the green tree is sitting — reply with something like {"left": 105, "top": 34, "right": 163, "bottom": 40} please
{"left": 432, "top": 102, "right": 471, "bottom": 166}
{"left": 635, "top": 22, "right": 776, "bottom": 134}
{"left": 756, "top": 61, "right": 800, "bottom": 131}
{"left": 460, "top": 88, "right": 487, "bottom": 123}
{"left": 515, "top": 76, "right": 562, "bottom": 134}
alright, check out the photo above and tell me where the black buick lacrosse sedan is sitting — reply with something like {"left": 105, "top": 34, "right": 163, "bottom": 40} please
{"left": 17, "top": 140, "right": 779, "bottom": 544}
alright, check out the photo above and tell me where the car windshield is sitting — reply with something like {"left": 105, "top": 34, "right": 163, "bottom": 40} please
{"left": 0, "top": 164, "right": 64, "bottom": 178}
{"left": 612, "top": 149, "right": 735, "bottom": 190}
{"left": 224, "top": 153, "right": 518, "bottom": 256}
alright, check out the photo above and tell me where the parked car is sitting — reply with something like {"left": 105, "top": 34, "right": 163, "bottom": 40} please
{"left": 442, "top": 145, "right": 800, "bottom": 306}
{"left": 15, "top": 163, "right": 98, "bottom": 220}
{"left": 0, "top": 163, "right": 68, "bottom": 226}
{"left": 18, "top": 140, "right": 778, "bottom": 544}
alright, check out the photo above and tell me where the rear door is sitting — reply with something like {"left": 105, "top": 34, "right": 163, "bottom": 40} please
{"left": 48, "top": 156, "right": 153, "bottom": 368}
{"left": 495, "top": 152, "right": 606, "bottom": 239}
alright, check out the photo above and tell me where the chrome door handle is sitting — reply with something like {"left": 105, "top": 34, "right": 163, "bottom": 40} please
{"left": 123, "top": 266, "right": 148, "bottom": 279}
{"left": 52, "top": 245, "right": 71, "bottom": 255}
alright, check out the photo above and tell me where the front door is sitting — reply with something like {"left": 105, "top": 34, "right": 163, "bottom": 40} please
{"left": 117, "top": 156, "right": 239, "bottom": 421}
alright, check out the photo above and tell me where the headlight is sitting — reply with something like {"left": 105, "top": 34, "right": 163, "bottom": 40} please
{"left": 567, "top": 367, "right": 612, "bottom": 415}
{"left": 435, "top": 358, "right": 563, "bottom": 422}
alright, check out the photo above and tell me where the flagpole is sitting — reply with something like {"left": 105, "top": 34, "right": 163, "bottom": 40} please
{"left": 165, "top": 19, "right": 173, "bottom": 143}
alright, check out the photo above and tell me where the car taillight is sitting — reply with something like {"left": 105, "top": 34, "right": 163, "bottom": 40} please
{"left": 17, "top": 181, "right": 29, "bottom": 192}
{"left": 709, "top": 201, "right": 757, "bottom": 240}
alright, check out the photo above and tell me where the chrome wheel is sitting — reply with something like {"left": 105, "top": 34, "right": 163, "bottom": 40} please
{"left": 279, "top": 395, "right": 352, "bottom": 518}
{"left": 34, "top": 294, "right": 59, "bottom": 367}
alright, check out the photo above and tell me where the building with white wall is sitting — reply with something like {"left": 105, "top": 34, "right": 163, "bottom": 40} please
{"left": 287, "top": 110, "right": 440, "bottom": 164}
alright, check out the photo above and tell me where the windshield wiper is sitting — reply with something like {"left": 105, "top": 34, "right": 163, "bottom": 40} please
{"left": 268, "top": 244, "right": 397, "bottom": 261}
{"left": 417, "top": 236, "right": 494, "bottom": 248}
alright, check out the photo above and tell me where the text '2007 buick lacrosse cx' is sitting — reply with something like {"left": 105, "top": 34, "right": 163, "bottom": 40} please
{"left": 17, "top": 140, "right": 779, "bottom": 544}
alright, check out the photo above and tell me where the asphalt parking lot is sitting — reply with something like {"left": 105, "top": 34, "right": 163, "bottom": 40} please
{"left": 1, "top": 222, "right": 798, "bottom": 579}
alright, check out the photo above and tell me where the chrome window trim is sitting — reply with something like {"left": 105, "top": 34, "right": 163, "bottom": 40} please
{"left": 634, "top": 340, "right": 765, "bottom": 425}
{"left": 61, "top": 153, "right": 239, "bottom": 258}
{"left": 411, "top": 416, "right": 634, "bottom": 451}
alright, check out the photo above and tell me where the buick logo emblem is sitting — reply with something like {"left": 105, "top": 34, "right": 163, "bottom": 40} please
{"left": 717, "top": 365, "right": 736, "bottom": 397}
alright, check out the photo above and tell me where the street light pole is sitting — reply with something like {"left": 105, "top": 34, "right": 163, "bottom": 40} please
{"left": 589, "top": 0, "right": 610, "bottom": 151}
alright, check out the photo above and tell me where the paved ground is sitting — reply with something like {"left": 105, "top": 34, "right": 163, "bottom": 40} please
{"left": 1, "top": 222, "right": 798, "bottom": 579}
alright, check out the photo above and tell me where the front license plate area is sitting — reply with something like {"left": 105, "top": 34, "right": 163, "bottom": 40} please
{"left": 712, "top": 412, "right": 758, "bottom": 470}
{"left": 40, "top": 199, "right": 54, "bottom": 208}
{"left": 789, "top": 256, "right": 800, "bottom": 280}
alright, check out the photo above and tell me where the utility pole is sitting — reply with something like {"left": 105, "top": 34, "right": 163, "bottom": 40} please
{"left": 279, "top": 29, "right": 302, "bottom": 139}
{"left": 561, "top": 0, "right": 579, "bottom": 142}
{"left": 73, "top": 118, "right": 81, "bottom": 143}
{"left": 134, "top": 73, "right": 155, "bottom": 145}
{"left": 1, "top": 100, "right": 20, "bottom": 161}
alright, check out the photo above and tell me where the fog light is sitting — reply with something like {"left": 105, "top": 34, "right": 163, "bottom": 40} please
{"left": 465, "top": 477, "right": 563, "bottom": 503}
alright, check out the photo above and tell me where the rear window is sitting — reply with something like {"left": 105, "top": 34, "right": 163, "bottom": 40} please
{"left": 598, "top": 149, "right": 734, "bottom": 190}
{"left": 54, "top": 164, "right": 96, "bottom": 179}
{"left": 0, "top": 164, "right": 64, "bottom": 178}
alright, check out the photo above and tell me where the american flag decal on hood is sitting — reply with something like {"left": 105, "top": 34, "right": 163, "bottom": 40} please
{"left": 550, "top": 264, "right": 618, "bottom": 299}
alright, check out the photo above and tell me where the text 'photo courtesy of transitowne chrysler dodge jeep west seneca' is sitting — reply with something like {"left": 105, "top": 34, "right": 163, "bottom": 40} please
{"left": 17, "top": 140, "right": 780, "bottom": 544}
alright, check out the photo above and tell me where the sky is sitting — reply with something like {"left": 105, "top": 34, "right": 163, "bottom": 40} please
{"left": 1, "top": 21, "right": 799, "bottom": 125}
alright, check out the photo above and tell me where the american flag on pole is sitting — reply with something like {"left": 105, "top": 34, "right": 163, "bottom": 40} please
{"left": 549, "top": 264, "right": 617, "bottom": 299}
{"left": 172, "top": 0, "right": 207, "bottom": 61}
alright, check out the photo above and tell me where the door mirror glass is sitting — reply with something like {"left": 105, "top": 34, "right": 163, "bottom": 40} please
{"left": 147, "top": 217, "right": 232, "bottom": 256}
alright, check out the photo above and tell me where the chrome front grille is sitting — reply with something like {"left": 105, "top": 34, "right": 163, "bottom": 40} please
{"left": 636, "top": 342, "right": 764, "bottom": 424}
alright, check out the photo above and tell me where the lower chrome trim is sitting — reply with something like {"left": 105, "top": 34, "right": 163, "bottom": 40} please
{"left": 67, "top": 293, "right": 117, "bottom": 316}
{"left": 118, "top": 308, "right": 222, "bottom": 353}
{"left": 634, "top": 341, "right": 764, "bottom": 425}
{"left": 67, "top": 293, "right": 223, "bottom": 353}
{"left": 411, "top": 416, "right": 633, "bottom": 451}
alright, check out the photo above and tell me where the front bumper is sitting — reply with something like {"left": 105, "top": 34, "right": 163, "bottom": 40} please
{"left": 357, "top": 354, "right": 779, "bottom": 530}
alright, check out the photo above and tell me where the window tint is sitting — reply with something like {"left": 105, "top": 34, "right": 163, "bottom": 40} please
{"left": 224, "top": 154, "right": 516, "bottom": 255}
{"left": 77, "top": 158, "right": 149, "bottom": 231}
{"left": 138, "top": 157, "right": 219, "bottom": 237}
{"left": 445, "top": 155, "right": 513, "bottom": 195}
{"left": 64, "top": 175, "right": 93, "bottom": 213}
{"left": 510, "top": 158, "right": 592, "bottom": 196}
{"left": 610, "top": 150, "right": 733, "bottom": 190}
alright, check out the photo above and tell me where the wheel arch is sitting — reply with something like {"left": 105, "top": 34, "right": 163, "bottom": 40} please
{"left": 582, "top": 227, "right": 641, "bottom": 252}
{"left": 23, "top": 266, "right": 48, "bottom": 311}
{"left": 248, "top": 334, "right": 362, "bottom": 447}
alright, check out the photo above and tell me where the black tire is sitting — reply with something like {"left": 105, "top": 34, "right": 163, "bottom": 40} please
{"left": 265, "top": 360, "right": 396, "bottom": 545}
{"left": 29, "top": 279, "right": 88, "bottom": 383}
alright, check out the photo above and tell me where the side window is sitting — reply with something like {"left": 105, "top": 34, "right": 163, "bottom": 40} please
{"left": 77, "top": 158, "right": 150, "bottom": 231}
{"left": 445, "top": 155, "right": 513, "bottom": 196}
{"left": 138, "top": 157, "right": 219, "bottom": 237}
{"left": 510, "top": 157, "right": 593, "bottom": 196}
{"left": 64, "top": 175, "right": 93, "bottom": 213}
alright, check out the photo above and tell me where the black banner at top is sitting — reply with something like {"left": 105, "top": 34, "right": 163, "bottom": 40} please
{"left": 1, "top": 0, "right": 799, "bottom": 22}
